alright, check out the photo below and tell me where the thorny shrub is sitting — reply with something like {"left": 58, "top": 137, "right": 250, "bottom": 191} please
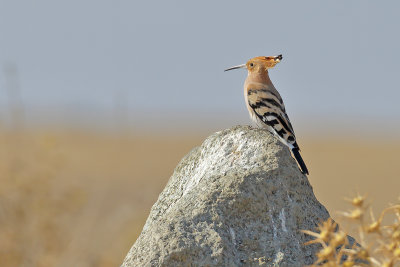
{"left": 303, "top": 194, "right": 400, "bottom": 267}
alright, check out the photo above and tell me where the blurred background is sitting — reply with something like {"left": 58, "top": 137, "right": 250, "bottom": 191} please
{"left": 0, "top": 1, "right": 399, "bottom": 266}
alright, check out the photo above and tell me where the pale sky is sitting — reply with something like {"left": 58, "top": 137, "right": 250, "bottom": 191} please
{"left": 0, "top": 1, "right": 399, "bottom": 134}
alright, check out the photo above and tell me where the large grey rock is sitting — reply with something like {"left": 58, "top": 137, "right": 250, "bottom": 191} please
{"left": 122, "top": 126, "right": 332, "bottom": 266}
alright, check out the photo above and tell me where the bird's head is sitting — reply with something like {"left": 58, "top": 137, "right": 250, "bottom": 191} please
{"left": 225, "top": 55, "right": 282, "bottom": 73}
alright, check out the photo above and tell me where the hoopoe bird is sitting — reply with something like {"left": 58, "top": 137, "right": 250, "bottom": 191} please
{"left": 225, "top": 55, "right": 309, "bottom": 175}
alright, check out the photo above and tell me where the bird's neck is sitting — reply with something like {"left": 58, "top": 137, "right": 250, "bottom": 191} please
{"left": 245, "top": 69, "right": 273, "bottom": 87}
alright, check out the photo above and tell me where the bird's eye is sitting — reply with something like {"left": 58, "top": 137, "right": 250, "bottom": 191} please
{"left": 249, "top": 63, "right": 254, "bottom": 67}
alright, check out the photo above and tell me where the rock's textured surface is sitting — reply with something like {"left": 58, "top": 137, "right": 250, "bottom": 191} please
{"left": 122, "top": 126, "right": 333, "bottom": 266}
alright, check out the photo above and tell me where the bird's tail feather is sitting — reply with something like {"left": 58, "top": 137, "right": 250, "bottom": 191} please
{"left": 292, "top": 148, "right": 309, "bottom": 175}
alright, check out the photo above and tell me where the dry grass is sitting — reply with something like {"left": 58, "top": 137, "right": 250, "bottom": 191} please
{"left": 0, "top": 127, "right": 399, "bottom": 266}
{"left": 0, "top": 128, "right": 200, "bottom": 267}
{"left": 303, "top": 195, "right": 400, "bottom": 266}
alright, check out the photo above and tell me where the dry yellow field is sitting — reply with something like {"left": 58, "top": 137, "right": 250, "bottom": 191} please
{"left": 0, "top": 127, "right": 399, "bottom": 266}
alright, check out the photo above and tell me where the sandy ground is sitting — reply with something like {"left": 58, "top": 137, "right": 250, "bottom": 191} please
{"left": 0, "top": 128, "right": 399, "bottom": 266}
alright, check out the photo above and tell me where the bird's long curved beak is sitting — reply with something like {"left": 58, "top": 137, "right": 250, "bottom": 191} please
{"left": 224, "top": 64, "right": 246, "bottom": 72}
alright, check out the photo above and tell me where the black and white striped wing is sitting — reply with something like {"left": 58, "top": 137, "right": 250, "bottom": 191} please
{"left": 247, "top": 88, "right": 297, "bottom": 148}
{"left": 247, "top": 88, "right": 309, "bottom": 174}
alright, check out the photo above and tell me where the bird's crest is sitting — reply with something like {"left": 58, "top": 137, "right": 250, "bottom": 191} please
{"left": 224, "top": 55, "right": 282, "bottom": 72}
{"left": 247, "top": 55, "right": 282, "bottom": 70}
